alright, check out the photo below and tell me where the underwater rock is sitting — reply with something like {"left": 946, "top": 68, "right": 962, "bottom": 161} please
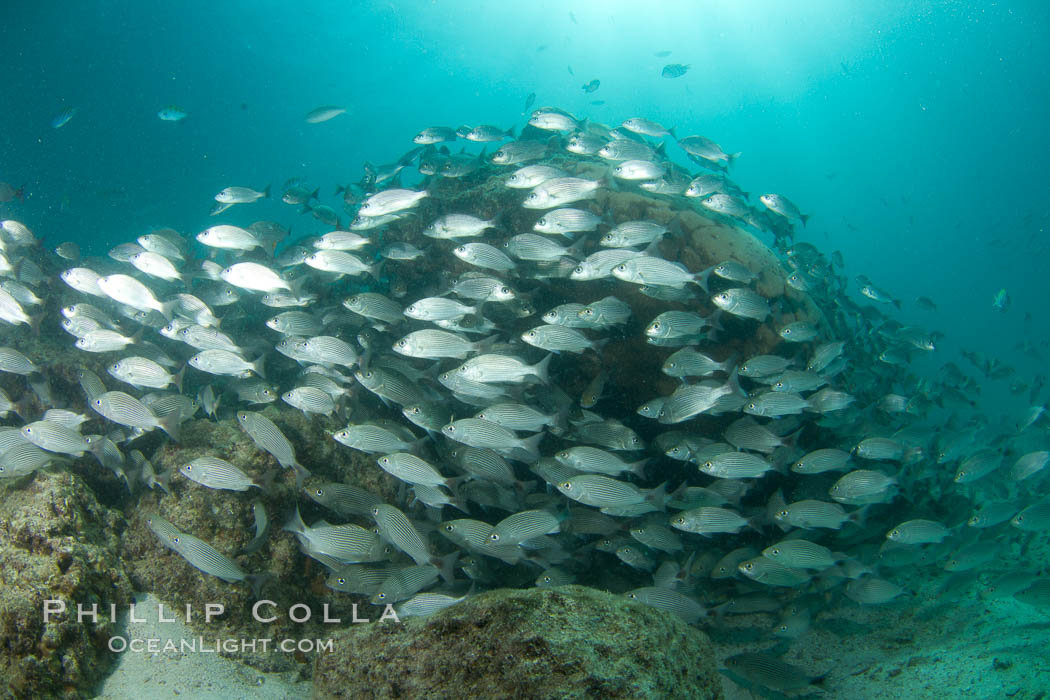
{"left": 117, "top": 411, "right": 398, "bottom": 671}
{"left": 120, "top": 409, "right": 402, "bottom": 674}
{"left": 313, "top": 585, "right": 724, "bottom": 699}
{"left": 0, "top": 470, "right": 132, "bottom": 698}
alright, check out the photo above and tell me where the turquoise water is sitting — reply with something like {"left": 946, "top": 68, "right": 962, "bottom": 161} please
{"left": 3, "top": 2, "right": 1050, "bottom": 697}
{"left": 6, "top": 1, "right": 1047, "bottom": 381}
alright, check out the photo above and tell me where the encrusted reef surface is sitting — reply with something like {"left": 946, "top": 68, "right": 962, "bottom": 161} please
{"left": 312, "top": 586, "right": 724, "bottom": 700}
{"left": 0, "top": 471, "right": 132, "bottom": 699}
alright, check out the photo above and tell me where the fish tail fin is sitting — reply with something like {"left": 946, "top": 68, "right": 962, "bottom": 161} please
{"left": 725, "top": 365, "right": 745, "bottom": 398}
{"left": 27, "top": 313, "right": 42, "bottom": 337}
{"left": 154, "top": 468, "right": 173, "bottom": 495}
{"left": 251, "top": 355, "right": 267, "bottom": 379}
{"left": 434, "top": 551, "right": 459, "bottom": 585}
{"left": 155, "top": 411, "right": 181, "bottom": 442}
{"left": 292, "top": 462, "right": 311, "bottom": 491}
{"left": 533, "top": 353, "right": 553, "bottom": 383}
{"left": 300, "top": 203, "right": 312, "bottom": 215}
{"left": 15, "top": 185, "right": 25, "bottom": 201}
{"left": 158, "top": 300, "right": 176, "bottom": 321}
{"left": 694, "top": 265, "right": 714, "bottom": 292}
{"left": 310, "top": 187, "right": 320, "bottom": 200}
{"left": 171, "top": 365, "right": 186, "bottom": 394}
{"left": 258, "top": 467, "right": 278, "bottom": 493}
{"left": 727, "top": 152, "right": 742, "bottom": 167}
{"left": 846, "top": 504, "right": 871, "bottom": 528}
{"left": 667, "top": 126, "right": 677, "bottom": 139}
{"left": 800, "top": 213, "right": 810, "bottom": 227}
{"left": 893, "top": 299, "right": 902, "bottom": 310}
{"left": 646, "top": 481, "right": 670, "bottom": 510}
{"left": 334, "top": 184, "right": 345, "bottom": 196}
{"left": 283, "top": 503, "right": 307, "bottom": 535}
{"left": 505, "top": 125, "right": 517, "bottom": 138}
{"left": 475, "top": 334, "right": 500, "bottom": 354}
{"left": 519, "top": 432, "right": 544, "bottom": 462}
{"left": 629, "top": 458, "right": 649, "bottom": 478}
{"left": 262, "top": 184, "right": 271, "bottom": 199}
{"left": 11, "top": 396, "right": 33, "bottom": 422}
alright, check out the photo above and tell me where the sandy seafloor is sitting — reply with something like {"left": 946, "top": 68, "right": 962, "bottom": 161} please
{"left": 96, "top": 574, "right": 1050, "bottom": 699}
{"left": 95, "top": 594, "right": 311, "bottom": 699}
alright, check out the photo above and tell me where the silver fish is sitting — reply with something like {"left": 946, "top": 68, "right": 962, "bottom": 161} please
{"left": 180, "top": 456, "right": 263, "bottom": 491}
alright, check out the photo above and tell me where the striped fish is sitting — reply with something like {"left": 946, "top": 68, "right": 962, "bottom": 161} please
{"left": 237, "top": 410, "right": 309, "bottom": 487}
{"left": 284, "top": 507, "right": 385, "bottom": 563}
{"left": 180, "top": 456, "right": 263, "bottom": 492}
{"left": 169, "top": 532, "right": 247, "bottom": 583}
{"left": 91, "top": 391, "right": 180, "bottom": 440}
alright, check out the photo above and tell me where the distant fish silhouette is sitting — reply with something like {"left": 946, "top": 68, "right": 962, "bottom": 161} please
{"left": 524, "top": 93, "right": 536, "bottom": 113}
{"left": 661, "top": 64, "right": 690, "bottom": 79}
{"left": 582, "top": 79, "right": 600, "bottom": 93}
{"left": 567, "top": 65, "right": 574, "bottom": 76}
{"left": 654, "top": 50, "right": 672, "bottom": 57}
{"left": 51, "top": 107, "right": 78, "bottom": 129}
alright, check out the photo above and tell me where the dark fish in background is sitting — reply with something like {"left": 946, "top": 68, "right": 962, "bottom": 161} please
{"left": 0, "top": 182, "right": 25, "bottom": 203}
{"left": 591, "top": 100, "right": 605, "bottom": 106}
{"left": 662, "top": 63, "right": 690, "bottom": 79}
{"left": 568, "top": 65, "right": 574, "bottom": 76}
{"left": 654, "top": 50, "right": 672, "bottom": 57}
{"left": 524, "top": 92, "right": 536, "bottom": 112}
{"left": 582, "top": 79, "right": 600, "bottom": 93}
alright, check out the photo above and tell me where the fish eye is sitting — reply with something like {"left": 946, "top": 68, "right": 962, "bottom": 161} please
{"left": 376, "top": 592, "right": 386, "bottom": 600}
{"left": 337, "top": 577, "right": 346, "bottom": 585}
{"left": 398, "top": 340, "right": 406, "bottom": 347}
{"left": 771, "top": 548, "right": 780, "bottom": 555}
{"left": 747, "top": 403, "right": 756, "bottom": 410}
{"left": 371, "top": 506, "right": 380, "bottom": 515}
{"left": 24, "top": 427, "right": 31, "bottom": 434}
{"left": 543, "top": 576, "right": 551, "bottom": 583}
{"left": 315, "top": 488, "right": 324, "bottom": 496}
{"left": 778, "top": 510, "right": 789, "bottom": 517}
{"left": 489, "top": 533, "right": 500, "bottom": 542}
{"left": 172, "top": 536, "right": 180, "bottom": 544}
{"left": 562, "top": 481, "right": 572, "bottom": 489}
{"left": 651, "top": 322, "right": 660, "bottom": 330}
{"left": 444, "top": 524, "right": 454, "bottom": 532}
{"left": 674, "top": 517, "right": 684, "bottom": 524}
{"left": 94, "top": 399, "right": 101, "bottom": 406}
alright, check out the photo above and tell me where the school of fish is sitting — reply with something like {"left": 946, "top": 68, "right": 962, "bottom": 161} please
{"left": 1, "top": 103, "right": 1048, "bottom": 695}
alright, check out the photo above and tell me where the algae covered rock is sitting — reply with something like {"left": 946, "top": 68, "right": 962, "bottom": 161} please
{"left": 0, "top": 471, "right": 133, "bottom": 698}
{"left": 313, "top": 585, "right": 724, "bottom": 700}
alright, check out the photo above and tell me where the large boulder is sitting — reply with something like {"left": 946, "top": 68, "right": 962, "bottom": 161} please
{"left": 313, "top": 585, "right": 724, "bottom": 700}
{"left": 0, "top": 471, "right": 133, "bottom": 698}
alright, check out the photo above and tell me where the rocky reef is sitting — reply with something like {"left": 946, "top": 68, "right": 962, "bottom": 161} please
{"left": 0, "top": 471, "right": 132, "bottom": 699}
{"left": 312, "top": 586, "right": 724, "bottom": 700}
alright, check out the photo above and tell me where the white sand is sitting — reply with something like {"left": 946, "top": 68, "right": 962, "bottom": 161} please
{"left": 94, "top": 593, "right": 311, "bottom": 700}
